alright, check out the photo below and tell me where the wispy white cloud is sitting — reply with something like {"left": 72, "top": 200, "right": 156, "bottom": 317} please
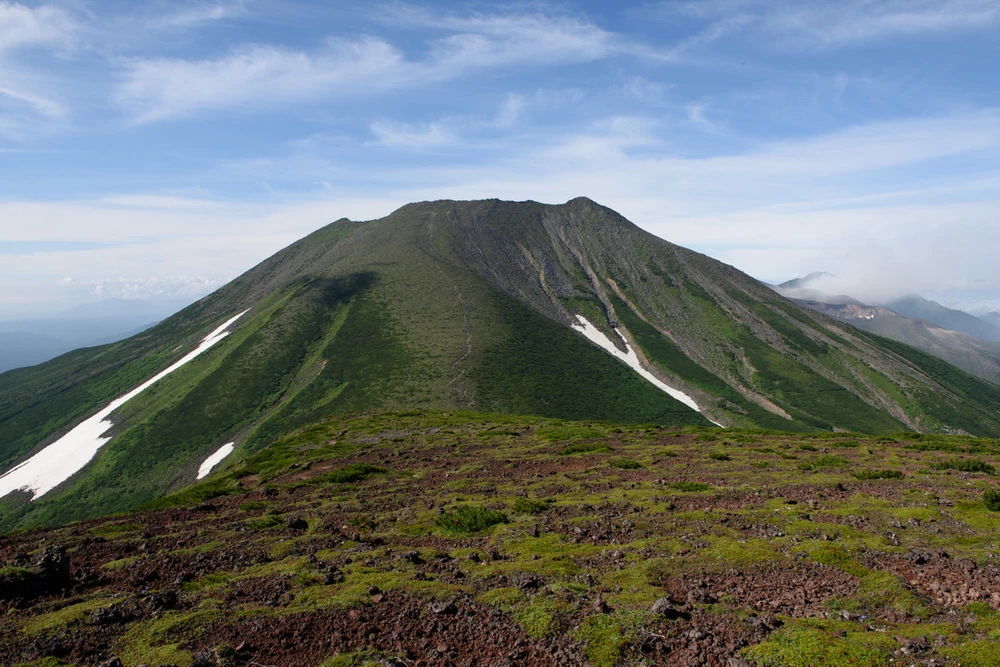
{"left": 411, "top": 9, "right": 624, "bottom": 65}
{"left": 685, "top": 102, "right": 724, "bottom": 134}
{"left": 0, "top": 2, "right": 74, "bottom": 53}
{"left": 770, "top": 0, "right": 1000, "bottom": 49}
{"left": 621, "top": 76, "right": 667, "bottom": 102}
{"left": 369, "top": 120, "right": 454, "bottom": 149}
{"left": 113, "top": 8, "right": 655, "bottom": 123}
{"left": 665, "top": 0, "right": 1000, "bottom": 51}
{"left": 492, "top": 94, "right": 525, "bottom": 128}
{"left": 99, "top": 194, "right": 224, "bottom": 210}
{"left": 367, "top": 94, "right": 531, "bottom": 148}
{"left": 0, "top": 84, "right": 64, "bottom": 120}
{"left": 0, "top": 2, "right": 75, "bottom": 136}
{"left": 90, "top": 275, "right": 222, "bottom": 300}
{"left": 149, "top": 1, "right": 245, "bottom": 30}
{"left": 115, "top": 38, "right": 408, "bottom": 123}
{"left": 55, "top": 274, "right": 222, "bottom": 300}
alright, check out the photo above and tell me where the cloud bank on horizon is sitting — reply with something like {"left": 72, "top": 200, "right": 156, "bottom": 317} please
{"left": 0, "top": 0, "right": 998, "bottom": 316}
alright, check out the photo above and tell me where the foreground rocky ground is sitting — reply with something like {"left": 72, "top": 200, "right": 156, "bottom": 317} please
{"left": 3, "top": 411, "right": 1000, "bottom": 666}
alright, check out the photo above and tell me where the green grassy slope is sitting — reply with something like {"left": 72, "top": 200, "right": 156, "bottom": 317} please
{"left": 439, "top": 197, "right": 997, "bottom": 435}
{"left": 3, "top": 198, "right": 1000, "bottom": 531}
{"left": 475, "top": 291, "right": 712, "bottom": 427}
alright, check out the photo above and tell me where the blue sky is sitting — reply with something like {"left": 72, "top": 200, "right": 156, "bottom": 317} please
{"left": 1, "top": 0, "right": 999, "bottom": 317}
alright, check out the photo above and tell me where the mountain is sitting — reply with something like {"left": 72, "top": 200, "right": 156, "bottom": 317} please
{"left": 0, "top": 298, "right": 192, "bottom": 372}
{"left": 5, "top": 197, "right": 1000, "bottom": 531}
{"left": 789, "top": 297, "right": 1000, "bottom": 385}
{"left": 774, "top": 279, "right": 1000, "bottom": 385}
{"left": 884, "top": 294, "right": 1000, "bottom": 343}
{"left": 0, "top": 331, "right": 72, "bottom": 372}
{"left": 776, "top": 275, "right": 1000, "bottom": 345}
{"left": 980, "top": 311, "right": 1000, "bottom": 329}
{"left": 776, "top": 271, "right": 836, "bottom": 291}
{"left": 58, "top": 298, "right": 193, "bottom": 320}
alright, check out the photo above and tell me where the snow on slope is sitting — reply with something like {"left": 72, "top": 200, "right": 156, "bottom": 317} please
{"left": 197, "top": 442, "right": 235, "bottom": 480}
{"left": 0, "top": 310, "right": 250, "bottom": 501}
{"left": 570, "top": 315, "right": 724, "bottom": 427}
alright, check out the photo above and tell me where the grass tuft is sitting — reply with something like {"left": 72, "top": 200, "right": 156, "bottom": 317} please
{"left": 852, "top": 469, "right": 903, "bottom": 480}
{"left": 934, "top": 459, "right": 996, "bottom": 475}
{"left": 511, "top": 498, "right": 549, "bottom": 515}
{"left": 560, "top": 442, "right": 613, "bottom": 455}
{"left": 326, "top": 463, "right": 387, "bottom": 484}
{"left": 435, "top": 505, "right": 508, "bottom": 534}
{"left": 812, "top": 455, "right": 849, "bottom": 468}
{"left": 742, "top": 623, "right": 896, "bottom": 667}
{"left": 668, "top": 481, "right": 710, "bottom": 492}
{"left": 983, "top": 489, "right": 1000, "bottom": 512}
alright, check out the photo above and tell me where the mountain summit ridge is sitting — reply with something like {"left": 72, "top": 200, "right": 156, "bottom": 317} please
{"left": 4, "top": 197, "right": 1000, "bottom": 530}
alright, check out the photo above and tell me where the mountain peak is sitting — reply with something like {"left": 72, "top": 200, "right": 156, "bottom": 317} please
{"left": 778, "top": 271, "right": 836, "bottom": 290}
{"left": 7, "top": 197, "right": 1000, "bottom": 531}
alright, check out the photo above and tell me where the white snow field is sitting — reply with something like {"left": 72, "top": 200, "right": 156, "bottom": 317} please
{"left": 197, "top": 442, "right": 235, "bottom": 480}
{"left": 571, "top": 315, "right": 724, "bottom": 427}
{"left": 0, "top": 310, "right": 250, "bottom": 501}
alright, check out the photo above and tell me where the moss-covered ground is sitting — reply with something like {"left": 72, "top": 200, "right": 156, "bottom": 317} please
{"left": 2, "top": 411, "right": 1000, "bottom": 666}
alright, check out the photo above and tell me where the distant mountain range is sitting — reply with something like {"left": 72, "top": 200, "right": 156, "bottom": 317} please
{"left": 775, "top": 275, "right": 1000, "bottom": 385}
{"left": 6, "top": 198, "right": 1000, "bottom": 531}
{"left": 0, "top": 298, "right": 192, "bottom": 372}
{"left": 882, "top": 294, "right": 1000, "bottom": 343}
{"left": 982, "top": 311, "right": 1000, "bottom": 329}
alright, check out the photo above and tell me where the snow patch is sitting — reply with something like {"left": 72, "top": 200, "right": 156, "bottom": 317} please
{"left": 0, "top": 310, "right": 250, "bottom": 501}
{"left": 570, "top": 315, "right": 724, "bottom": 427}
{"left": 197, "top": 442, "right": 235, "bottom": 480}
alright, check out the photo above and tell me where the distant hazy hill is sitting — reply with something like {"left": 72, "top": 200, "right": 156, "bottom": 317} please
{"left": 788, "top": 298, "right": 1000, "bottom": 386}
{"left": 6, "top": 198, "right": 1000, "bottom": 530}
{"left": 777, "top": 272, "right": 836, "bottom": 291}
{"left": 0, "top": 299, "right": 191, "bottom": 372}
{"left": 775, "top": 276, "right": 1000, "bottom": 385}
{"left": 884, "top": 294, "right": 1000, "bottom": 343}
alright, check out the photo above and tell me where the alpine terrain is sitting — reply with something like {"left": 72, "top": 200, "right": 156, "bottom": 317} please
{"left": 4, "top": 199, "right": 1000, "bottom": 667}
{"left": 775, "top": 276, "right": 1000, "bottom": 386}
{"left": 4, "top": 198, "right": 1000, "bottom": 532}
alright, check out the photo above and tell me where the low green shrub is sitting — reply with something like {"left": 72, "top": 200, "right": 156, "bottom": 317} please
{"left": 326, "top": 464, "right": 387, "bottom": 484}
{"left": 934, "top": 459, "right": 995, "bottom": 475}
{"left": 812, "top": 455, "right": 849, "bottom": 468}
{"left": 511, "top": 498, "right": 548, "bottom": 515}
{"left": 610, "top": 458, "right": 642, "bottom": 469}
{"left": 435, "top": 505, "right": 508, "bottom": 534}
{"left": 246, "top": 514, "right": 283, "bottom": 530}
{"left": 905, "top": 441, "right": 962, "bottom": 453}
{"left": 708, "top": 451, "right": 730, "bottom": 461}
{"left": 560, "top": 442, "right": 613, "bottom": 455}
{"left": 238, "top": 500, "right": 267, "bottom": 512}
{"left": 669, "top": 482, "right": 710, "bottom": 492}
{"left": 983, "top": 489, "right": 1000, "bottom": 512}
{"left": 852, "top": 469, "right": 904, "bottom": 480}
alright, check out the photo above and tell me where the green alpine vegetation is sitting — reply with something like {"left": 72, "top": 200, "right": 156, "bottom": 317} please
{"left": 3, "top": 411, "right": 1000, "bottom": 666}
{"left": 3, "top": 197, "right": 1000, "bottom": 530}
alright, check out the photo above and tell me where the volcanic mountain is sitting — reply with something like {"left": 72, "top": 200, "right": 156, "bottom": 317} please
{"left": 3, "top": 197, "right": 1000, "bottom": 530}
{"left": 775, "top": 277, "right": 1000, "bottom": 385}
